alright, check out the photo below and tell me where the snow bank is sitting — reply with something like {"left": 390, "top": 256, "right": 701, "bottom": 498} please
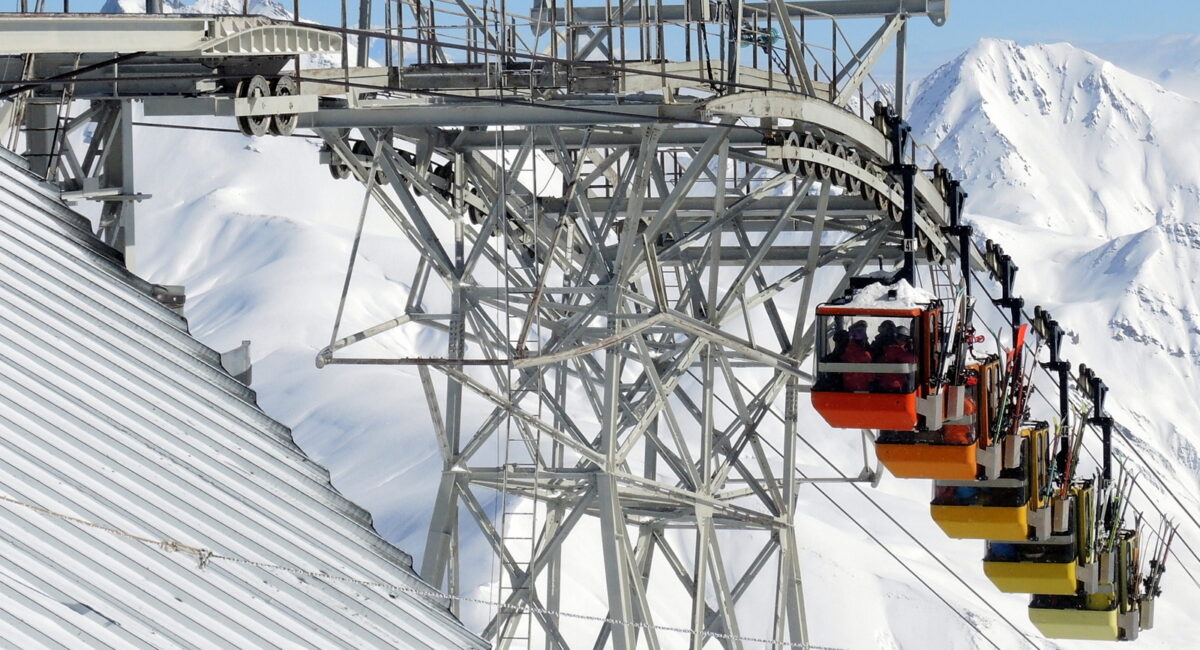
{"left": 837, "top": 279, "right": 938, "bottom": 310}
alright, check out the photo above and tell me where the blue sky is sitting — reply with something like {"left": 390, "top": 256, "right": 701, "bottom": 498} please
{"left": 903, "top": 0, "right": 1200, "bottom": 74}
{"left": 26, "top": 0, "right": 1200, "bottom": 77}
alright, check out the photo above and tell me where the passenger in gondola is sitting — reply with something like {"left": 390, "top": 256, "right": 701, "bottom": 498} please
{"left": 870, "top": 319, "right": 897, "bottom": 358}
{"left": 826, "top": 329, "right": 850, "bottom": 362}
{"left": 943, "top": 396, "right": 977, "bottom": 445}
{"left": 989, "top": 542, "right": 1019, "bottom": 561}
{"left": 935, "top": 484, "right": 982, "bottom": 505}
{"left": 841, "top": 321, "right": 874, "bottom": 391}
{"left": 815, "top": 329, "right": 851, "bottom": 391}
{"left": 954, "top": 485, "right": 982, "bottom": 505}
{"left": 877, "top": 326, "right": 917, "bottom": 393}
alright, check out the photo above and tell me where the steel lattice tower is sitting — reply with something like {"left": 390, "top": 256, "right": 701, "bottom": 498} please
{"left": 308, "top": 2, "right": 959, "bottom": 647}
{"left": 0, "top": 2, "right": 972, "bottom": 648}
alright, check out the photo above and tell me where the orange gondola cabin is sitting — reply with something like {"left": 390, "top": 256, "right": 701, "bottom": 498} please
{"left": 875, "top": 357, "right": 1001, "bottom": 480}
{"left": 812, "top": 281, "right": 943, "bottom": 431}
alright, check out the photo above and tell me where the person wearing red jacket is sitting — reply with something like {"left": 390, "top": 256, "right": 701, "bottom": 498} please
{"left": 841, "top": 321, "right": 874, "bottom": 391}
{"left": 877, "top": 326, "right": 917, "bottom": 393}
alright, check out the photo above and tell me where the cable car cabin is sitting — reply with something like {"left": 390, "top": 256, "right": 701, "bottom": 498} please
{"left": 811, "top": 284, "right": 942, "bottom": 431}
{"left": 929, "top": 425, "right": 1053, "bottom": 541}
{"left": 874, "top": 358, "right": 1001, "bottom": 480}
{"left": 985, "top": 535, "right": 1077, "bottom": 595}
{"left": 982, "top": 486, "right": 1085, "bottom": 594}
{"left": 875, "top": 428, "right": 978, "bottom": 480}
{"left": 1029, "top": 593, "right": 1121, "bottom": 641}
{"left": 1028, "top": 530, "right": 1144, "bottom": 642}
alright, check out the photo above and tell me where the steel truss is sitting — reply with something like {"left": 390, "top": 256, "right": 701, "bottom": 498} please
{"left": 306, "top": 5, "right": 963, "bottom": 645}
{"left": 315, "top": 108, "right": 961, "bottom": 648}
{"left": 0, "top": 2, "right": 973, "bottom": 648}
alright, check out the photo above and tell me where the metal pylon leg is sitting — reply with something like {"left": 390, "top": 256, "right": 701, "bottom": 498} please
{"left": 319, "top": 101, "right": 902, "bottom": 647}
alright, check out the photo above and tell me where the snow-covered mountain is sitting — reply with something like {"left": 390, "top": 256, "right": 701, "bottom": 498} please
{"left": 59, "top": 5, "right": 1200, "bottom": 645}
{"left": 909, "top": 39, "right": 1200, "bottom": 239}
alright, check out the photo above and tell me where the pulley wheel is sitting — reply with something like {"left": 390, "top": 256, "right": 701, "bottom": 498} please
{"left": 800, "top": 133, "right": 817, "bottom": 177}
{"left": 831, "top": 145, "right": 848, "bottom": 187}
{"left": 814, "top": 140, "right": 832, "bottom": 181}
{"left": 782, "top": 132, "right": 800, "bottom": 175}
{"left": 352, "top": 140, "right": 389, "bottom": 186}
{"left": 844, "top": 151, "right": 863, "bottom": 194}
{"left": 269, "top": 76, "right": 299, "bottom": 137}
{"left": 235, "top": 75, "right": 271, "bottom": 138}
{"left": 329, "top": 162, "right": 351, "bottom": 180}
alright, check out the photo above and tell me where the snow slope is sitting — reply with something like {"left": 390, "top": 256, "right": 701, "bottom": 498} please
{"left": 79, "top": 2, "right": 1200, "bottom": 646}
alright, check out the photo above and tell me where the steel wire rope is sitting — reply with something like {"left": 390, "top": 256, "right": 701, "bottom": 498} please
{"left": 1017, "top": 362, "right": 1200, "bottom": 592}
{"left": 130, "top": 120, "right": 317, "bottom": 137}
{"left": 795, "top": 471, "right": 1010, "bottom": 650}
{"left": 115, "top": 78, "right": 1047, "bottom": 644}
{"left": 959, "top": 253, "right": 1200, "bottom": 608}
{"left": 0, "top": 491, "right": 843, "bottom": 649}
{"left": 894, "top": 128, "right": 1198, "bottom": 562}
{"left": 1069, "top": 434, "right": 1200, "bottom": 594}
{"left": 1027, "top": 374, "right": 1197, "bottom": 542}
{"left": 816, "top": 127, "right": 1200, "bottom": 607}
{"left": 0, "top": 50, "right": 148, "bottom": 101}
{"left": 5, "top": 6, "right": 1158, "bottom": 630}
{"left": 17, "top": 23, "right": 1165, "bottom": 636}
{"left": 967, "top": 267, "right": 1200, "bottom": 549}
{"left": 99, "top": 93, "right": 1193, "bottom": 634}
{"left": 789, "top": 441, "right": 1040, "bottom": 648}
{"left": 686, "top": 368, "right": 1038, "bottom": 649}
{"left": 1009, "top": 373, "right": 1200, "bottom": 597}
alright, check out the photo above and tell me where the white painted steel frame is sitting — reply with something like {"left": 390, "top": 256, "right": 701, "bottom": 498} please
{"left": 0, "top": 2, "right": 979, "bottom": 648}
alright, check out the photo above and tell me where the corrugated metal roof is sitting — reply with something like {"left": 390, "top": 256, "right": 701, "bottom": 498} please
{"left": 0, "top": 146, "right": 487, "bottom": 650}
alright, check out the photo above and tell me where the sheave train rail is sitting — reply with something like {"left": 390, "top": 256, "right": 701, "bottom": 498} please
{"left": 0, "top": 1, "right": 1180, "bottom": 647}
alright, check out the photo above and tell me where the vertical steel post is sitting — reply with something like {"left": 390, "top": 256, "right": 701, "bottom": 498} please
{"left": 357, "top": 0, "right": 372, "bottom": 67}
{"left": 894, "top": 15, "right": 907, "bottom": 117}
{"left": 1102, "top": 419, "right": 1113, "bottom": 485}
{"left": 340, "top": 0, "right": 350, "bottom": 71}
{"left": 94, "top": 101, "right": 137, "bottom": 269}
{"left": 900, "top": 163, "right": 917, "bottom": 285}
